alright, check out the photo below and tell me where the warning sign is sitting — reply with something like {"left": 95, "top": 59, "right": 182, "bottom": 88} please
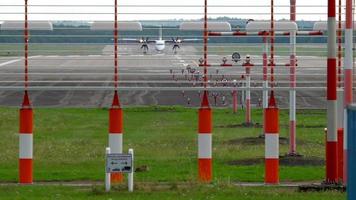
{"left": 106, "top": 154, "right": 133, "bottom": 173}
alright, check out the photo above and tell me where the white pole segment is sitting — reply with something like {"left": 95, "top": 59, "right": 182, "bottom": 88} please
{"left": 128, "top": 148, "right": 134, "bottom": 192}
{"left": 105, "top": 147, "right": 111, "bottom": 192}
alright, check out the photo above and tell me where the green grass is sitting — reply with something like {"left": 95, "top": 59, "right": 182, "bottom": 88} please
{"left": 0, "top": 44, "right": 105, "bottom": 56}
{"left": 0, "top": 106, "right": 345, "bottom": 199}
{"left": 0, "top": 106, "right": 327, "bottom": 182}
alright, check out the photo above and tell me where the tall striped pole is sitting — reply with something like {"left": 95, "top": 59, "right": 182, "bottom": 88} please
{"left": 198, "top": 0, "right": 212, "bottom": 183}
{"left": 288, "top": 30, "right": 297, "bottom": 155}
{"left": 264, "top": 0, "right": 279, "bottom": 185}
{"left": 336, "top": 0, "right": 344, "bottom": 181}
{"left": 108, "top": 0, "right": 124, "bottom": 183}
{"left": 19, "top": 0, "right": 33, "bottom": 184}
{"left": 326, "top": 0, "right": 338, "bottom": 184}
{"left": 344, "top": 0, "right": 354, "bottom": 184}
{"left": 347, "top": 104, "right": 356, "bottom": 200}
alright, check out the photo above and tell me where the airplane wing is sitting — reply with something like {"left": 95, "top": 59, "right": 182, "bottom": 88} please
{"left": 165, "top": 38, "right": 202, "bottom": 43}
{"left": 119, "top": 38, "right": 155, "bottom": 43}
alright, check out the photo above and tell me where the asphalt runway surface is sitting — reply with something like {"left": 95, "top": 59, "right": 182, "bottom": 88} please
{"left": 0, "top": 44, "right": 341, "bottom": 109}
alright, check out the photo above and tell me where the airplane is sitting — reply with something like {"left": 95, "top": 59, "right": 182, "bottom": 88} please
{"left": 121, "top": 26, "right": 201, "bottom": 54}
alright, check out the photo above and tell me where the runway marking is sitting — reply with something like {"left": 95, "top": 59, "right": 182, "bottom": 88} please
{"left": 0, "top": 59, "right": 21, "bottom": 67}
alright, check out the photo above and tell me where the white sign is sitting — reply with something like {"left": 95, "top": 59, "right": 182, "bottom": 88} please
{"left": 106, "top": 154, "right": 133, "bottom": 173}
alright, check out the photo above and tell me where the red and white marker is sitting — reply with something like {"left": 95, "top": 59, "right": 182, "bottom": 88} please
{"left": 264, "top": 92, "right": 279, "bottom": 184}
{"left": 198, "top": 91, "right": 212, "bottom": 182}
{"left": 326, "top": 0, "right": 338, "bottom": 183}
{"left": 109, "top": 92, "right": 124, "bottom": 183}
{"left": 19, "top": 92, "right": 33, "bottom": 184}
{"left": 343, "top": 0, "right": 354, "bottom": 184}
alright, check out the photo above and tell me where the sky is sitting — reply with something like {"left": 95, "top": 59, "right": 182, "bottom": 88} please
{"left": 0, "top": 0, "right": 335, "bottom": 21}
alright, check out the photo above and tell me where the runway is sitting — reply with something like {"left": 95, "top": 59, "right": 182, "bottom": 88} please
{"left": 0, "top": 44, "right": 335, "bottom": 108}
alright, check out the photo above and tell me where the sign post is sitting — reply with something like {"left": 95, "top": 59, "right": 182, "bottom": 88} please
{"left": 105, "top": 148, "right": 134, "bottom": 192}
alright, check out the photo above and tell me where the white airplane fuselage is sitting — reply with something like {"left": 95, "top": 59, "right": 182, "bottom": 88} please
{"left": 154, "top": 40, "right": 166, "bottom": 52}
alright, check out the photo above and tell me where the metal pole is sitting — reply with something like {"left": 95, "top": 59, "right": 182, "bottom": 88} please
{"left": 263, "top": 37, "right": 269, "bottom": 109}
{"left": 128, "top": 148, "right": 134, "bottom": 192}
{"left": 326, "top": 0, "right": 338, "bottom": 184}
{"left": 344, "top": 0, "right": 354, "bottom": 184}
{"left": 288, "top": 30, "right": 297, "bottom": 156}
{"left": 246, "top": 66, "right": 251, "bottom": 124}
{"left": 105, "top": 147, "right": 111, "bottom": 192}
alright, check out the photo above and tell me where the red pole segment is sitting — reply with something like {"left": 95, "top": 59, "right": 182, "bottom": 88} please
{"left": 109, "top": 0, "right": 124, "bottom": 183}
{"left": 232, "top": 90, "right": 238, "bottom": 113}
{"left": 326, "top": 0, "right": 339, "bottom": 184}
{"left": 264, "top": 92, "right": 279, "bottom": 184}
{"left": 343, "top": 0, "right": 354, "bottom": 184}
{"left": 290, "top": 0, "right": 296, "bottom": 21}
{"left": 19, "top": 0, "right": 33, "bottom": 184}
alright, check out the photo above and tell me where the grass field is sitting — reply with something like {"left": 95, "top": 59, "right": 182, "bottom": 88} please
{"left": 0, "top": 106, "right": 346, "bottom": 199}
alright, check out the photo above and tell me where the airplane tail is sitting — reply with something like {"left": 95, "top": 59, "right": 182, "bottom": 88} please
{"left": 159, "top": 25, "right": 163, "bottom": 40}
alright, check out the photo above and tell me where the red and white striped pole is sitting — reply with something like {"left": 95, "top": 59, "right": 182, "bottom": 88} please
{"left": 198, "top": 0, "right": 212, "bottom": 183}
{"left": 265, "top": 92, "right": 279, "bottom": 184}
{"left": 326, "top": 0, "right": 338, "bottom": 184}
{"left": 288, "top": 30, "right": 297, "bottom": 155}
{"left": 343, "top": 0, "right": 354, "bottom": 184}
{"left": 19, "top": 92, "right": 33, "bottom": 184}
{"left": 108, "top": 0, "right": 124, "bottom": 183}
{"left": 336, "top": 0, "right": 344, "bottom": 182}
{"left": 198, "top": 91, "right": 212, "bottom": 182}
{"left": 19, "top": 0, "right": 33, "bottom": 184}
{"left": 109, "top": 92, "right": 124, "bottom": 183}
{"left": 265, "top": 0, "right": 279, "bottom": 184}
